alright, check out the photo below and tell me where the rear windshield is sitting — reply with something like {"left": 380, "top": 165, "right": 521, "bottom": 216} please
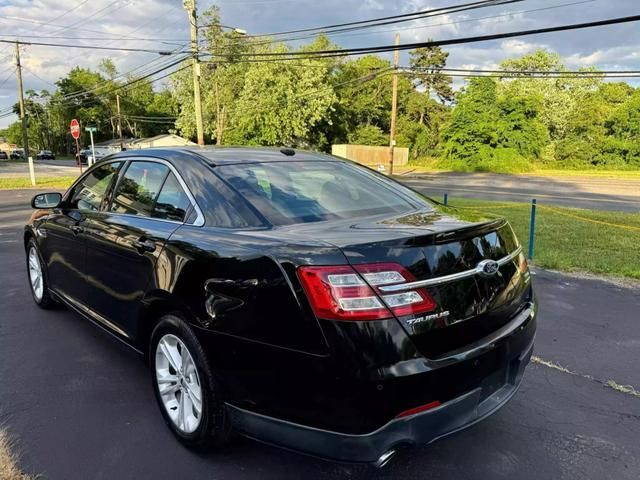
{"left": 216, "top": 161, "right": 430, "bottom": 226}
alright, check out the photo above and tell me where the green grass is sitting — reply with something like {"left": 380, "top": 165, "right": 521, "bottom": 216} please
{"left": 527, "top": 168, "right": 640, "bottom": 179}
{"left": 444, "top": 197, "right": 640, "bottom": 280}
{"left": 0, "top": 176, "right": 75, "bottom": 189}
{"left": 406, "top": 157, "right": 640, "bottom": 178}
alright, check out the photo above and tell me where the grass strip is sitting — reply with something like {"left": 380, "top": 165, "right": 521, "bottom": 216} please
{"left": 447, "top": 198, "right": 640, "bottom": 280}
{"left": 0, "top": 176, "right": 76, "bottom": 190}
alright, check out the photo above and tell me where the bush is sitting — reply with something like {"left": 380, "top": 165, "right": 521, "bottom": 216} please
{"left": 347, "top": 124, "right": 388, "bottom": 146}
{"left": 435, "top": 147, "right": 533, "bottom": 173}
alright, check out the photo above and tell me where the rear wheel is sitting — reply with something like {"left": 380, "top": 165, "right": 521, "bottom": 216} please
{"left": 26, "top": 239, "right": 55, "bottom": 309}
{"left": 150, "top": 314, "right": 230, "bottom": 448}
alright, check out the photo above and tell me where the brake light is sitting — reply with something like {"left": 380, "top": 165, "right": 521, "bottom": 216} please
{"left": 298, "top": 263, "right": 436, "bottom": 321}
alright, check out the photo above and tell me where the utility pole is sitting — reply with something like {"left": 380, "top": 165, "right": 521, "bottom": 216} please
{"left": 15, "top": 42, "right": 29, "bottom": 161}
{"left": 184, "top": 0, "right": 205, "bottom": 145}
{"left": 388, "top": 33, "right": 400, "bottom": 175}
{"left": 116, "top": 93, "right": 123, "bottom": 150}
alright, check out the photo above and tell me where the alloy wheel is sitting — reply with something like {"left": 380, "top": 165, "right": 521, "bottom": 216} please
{"left": 28, "top": 247, "right": 43, "bottom": 301}
{"left": 155, "top": 334, "right": 203, "bottom": 434}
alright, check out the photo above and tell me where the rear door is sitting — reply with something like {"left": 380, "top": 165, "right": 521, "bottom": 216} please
{"left": 82, "top": 159, "right": 197, "bottom": 340}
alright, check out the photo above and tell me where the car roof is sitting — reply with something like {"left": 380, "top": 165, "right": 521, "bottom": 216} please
{"left": 107, "top": 146, "right": 338, "bottom": 166}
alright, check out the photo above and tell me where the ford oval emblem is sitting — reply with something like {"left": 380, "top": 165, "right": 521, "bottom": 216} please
{"left": 476, "top": 259, "right": 500, "bottom": 278}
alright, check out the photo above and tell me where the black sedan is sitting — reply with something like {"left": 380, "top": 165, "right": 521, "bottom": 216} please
{"left": 24, "top": 147, "right": 536, "bottom": 466}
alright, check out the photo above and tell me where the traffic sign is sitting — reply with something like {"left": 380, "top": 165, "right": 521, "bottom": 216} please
{"left": 85, "top": 126, "right": 97, "bottom": 133}
{"left": 70, "top": 119, "right": 80, "bottom": 139}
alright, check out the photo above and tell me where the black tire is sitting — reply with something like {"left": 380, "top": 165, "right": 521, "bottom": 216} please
{"left": 150, "top": 313, "right": 231, "bottom": 449}
{"left": 26, "top": 238, "right": 56, "bottom": 309}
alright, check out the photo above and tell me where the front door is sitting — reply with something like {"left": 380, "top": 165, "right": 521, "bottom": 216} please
{"left": 83, "top": 160, "right": 193, "bottom": 341}
{"left": 42, "top": 161, "right": 122, "bottom": 306}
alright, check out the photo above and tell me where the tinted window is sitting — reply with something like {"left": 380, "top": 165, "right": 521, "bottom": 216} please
{"left": 153, "top": 172, "right": 191, "bottom": 222}
{"left": 217, "top": 161, "right": 427, "bottom": 225}
{"left": 69, "top": 162, "right": 121, "bottom": 211}
{"left": 110, "top": 162, "right": 168, "bottom": 217}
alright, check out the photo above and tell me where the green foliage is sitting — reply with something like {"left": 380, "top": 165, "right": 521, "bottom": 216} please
{"left": 408, "top": 44, "right": 453, "bottom": 102}
{"left": 348, "top": 125, "right": 388, "bottom": 146}
{"left": 2, "top": 25, "right": 638, "bottom": 173}
{"left": 441, "top": 77, "right": 546, "bottom": 172}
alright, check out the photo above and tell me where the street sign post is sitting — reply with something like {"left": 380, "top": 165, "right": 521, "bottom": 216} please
{"left": 70, "top": 119, "right": 82, "bottom": 173}
{"left": 85, "top": 126, "right": 97, "bottom": 166}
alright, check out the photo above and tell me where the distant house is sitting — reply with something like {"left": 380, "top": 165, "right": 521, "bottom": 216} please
{"left": 0, "top": 137, "right": 16, "bottom": 155}
{"left": 128, "top": 134, "right": 196, "bottom": 149}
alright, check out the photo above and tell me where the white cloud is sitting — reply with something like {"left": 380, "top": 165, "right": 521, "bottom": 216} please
{"left": 360, "top": 0, "right": 384, "bottom": 11}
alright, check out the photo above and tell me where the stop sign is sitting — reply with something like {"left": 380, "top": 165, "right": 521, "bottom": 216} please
{"left": 70, "top": 119, "right": 80, "bottom": 139}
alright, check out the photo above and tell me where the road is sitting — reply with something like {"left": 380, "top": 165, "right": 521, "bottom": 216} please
{"left": 0, "top": 189, "right": 639, "bottom": 480}
{"left": 399, "top": 172, "right": 640, "bottom": 212}
{"left": 0, "top": 159, "right": 83, "bottom": 178}
{"left": 3, "top": 160, "right": 640, "bottom": 211}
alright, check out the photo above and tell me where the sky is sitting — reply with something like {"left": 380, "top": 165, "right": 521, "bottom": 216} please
{"left": 0, "top": 0, "right": 639, "bottom": 128}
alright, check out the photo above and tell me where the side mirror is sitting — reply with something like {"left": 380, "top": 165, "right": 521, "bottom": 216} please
{"left": 31, "top": 192, "right": 62, "bottom": 209}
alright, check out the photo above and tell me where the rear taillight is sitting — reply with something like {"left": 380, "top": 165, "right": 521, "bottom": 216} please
{"left": 298, "top": 263, "right": 436, "bottom": 321}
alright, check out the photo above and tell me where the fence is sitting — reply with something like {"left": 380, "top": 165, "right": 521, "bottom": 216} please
{"left": 332, "top": 144, "right": 409, "bottom": 168}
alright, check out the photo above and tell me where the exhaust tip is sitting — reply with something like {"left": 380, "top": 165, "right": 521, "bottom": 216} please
{"left": 374, "top": 449, "right": 397, "bottom": 469}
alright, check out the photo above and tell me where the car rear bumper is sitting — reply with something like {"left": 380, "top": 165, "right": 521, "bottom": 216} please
{"left": 226, "top": 303, "right": 536, "bottom": 464}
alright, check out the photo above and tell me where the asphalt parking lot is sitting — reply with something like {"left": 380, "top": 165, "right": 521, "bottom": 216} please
{"left": 1, "top": 189, "right": 639, "bottom": 480}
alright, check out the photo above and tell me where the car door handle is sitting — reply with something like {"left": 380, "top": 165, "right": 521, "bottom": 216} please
{"left": 70, "top": 225, "right": 84, "bottom": 235}
{"left": 133, "top": 237, "right": 156, "bottom": 254}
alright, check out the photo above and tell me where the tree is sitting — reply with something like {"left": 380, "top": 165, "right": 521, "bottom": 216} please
{"left": 499, "top": 50, "right": 601, "bottom": 140}
{"left": 230, "top": 43, "right": 336, "bottom": 146}
{"left": 600, "top": 89, "right": 640, "bottom": 167}
{"left": 442, "top": 77, "right": 500, "bottom": 165}
{"left": 348, "top": 125, "right": 388, "bottom": 146}
{"left": 408, "top": 45, "right": 454, "bottom": 103}
{"left": 442, "top": 77, "right": 547, "bottom": 172}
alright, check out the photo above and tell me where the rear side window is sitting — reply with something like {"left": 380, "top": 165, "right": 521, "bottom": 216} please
{"left": 153, "top": 172, "right": 191, "bottom": 222}
{"left": 217, "top": 161, "right": 426, "bottom": 226}
{"left": 110, "top": 162, "right": 168, "bottom": 217}
{"left": 69, "top": 161, "right": 121, "bottom": 211}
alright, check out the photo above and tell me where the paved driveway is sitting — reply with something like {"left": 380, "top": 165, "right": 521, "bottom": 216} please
{"left": 1, "top": 189, "right": 639, "bottom": 479}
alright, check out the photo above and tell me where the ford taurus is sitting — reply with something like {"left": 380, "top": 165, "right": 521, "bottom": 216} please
{"left": 24, "top": 147, "right": 536, "bottom": 466}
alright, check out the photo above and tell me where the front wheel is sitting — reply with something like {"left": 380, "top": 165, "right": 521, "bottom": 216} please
{"left": 150, "top": 314, "right": 230, "bottom": 449}
{"left": 26, "top": 239, "right": 56, "bottom": 309}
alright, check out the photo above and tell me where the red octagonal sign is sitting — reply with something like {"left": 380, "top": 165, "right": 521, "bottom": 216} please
{"left": 70, "top": 119, "right": 80, "bottom": 140}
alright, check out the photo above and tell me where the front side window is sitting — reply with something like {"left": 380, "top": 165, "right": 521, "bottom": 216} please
{"left": 69, "top": 162, "right": 121, "bottom": 211}
{"left": 110, "top": 162, "right": 169, "bottom": 217}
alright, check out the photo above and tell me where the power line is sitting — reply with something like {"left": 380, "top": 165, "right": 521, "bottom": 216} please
{"left": 223, "top": 0, "right": 520, "bottom": 37}
{"left": 203, "top": 13, "right": 640, "bottom": 60}
{"left": 22, "top": 65, "right": 57, "bottom": 88}
{"left": 0, "top": 39, "right": 186, "bottom": 55}
{"left": 0, "top": 33, "right": 190, "bottom": 43}
{"left": 45, "top": 0, "right": 127, "bottom": 36}
{"left": 0, "top": 67, "right": 16, "bottom": 89}
{"left": 234, "top": 0, "right": 593, "bottom": 47}
{"left": 404, "top": 67, "right": 640, "bottom": 75}
{"left": 399, "top": 70, "right": 640, "bottom": 78}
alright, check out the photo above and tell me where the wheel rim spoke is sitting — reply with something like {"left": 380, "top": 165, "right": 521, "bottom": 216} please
{"left": 28, "top": 248, "right": 43, "bottom": 300}
{"left": 155, "top": 334, "right": 202, "bottom": 434}
{"left": 158, "top": 339, "right": 181, "bottom": 372}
